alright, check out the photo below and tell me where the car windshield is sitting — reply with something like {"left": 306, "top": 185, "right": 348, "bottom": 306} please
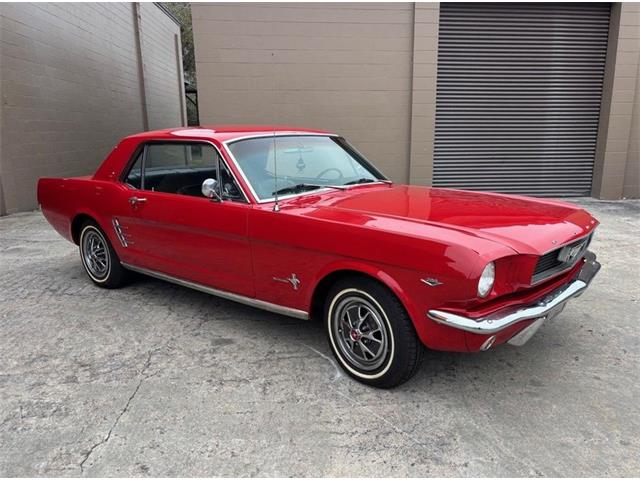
{"left": 226, "top": 135, "right": 386, "bottom": 200}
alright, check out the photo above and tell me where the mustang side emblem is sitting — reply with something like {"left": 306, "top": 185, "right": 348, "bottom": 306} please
{"left": 273, "top": 273, "right": 301, "bottom": 290}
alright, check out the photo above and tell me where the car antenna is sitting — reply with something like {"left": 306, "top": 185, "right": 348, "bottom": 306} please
{"left": 272, "top": 130, "right": 280, "bottom": 212}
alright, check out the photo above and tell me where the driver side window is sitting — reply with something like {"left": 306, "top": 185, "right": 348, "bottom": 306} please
{"left": 124, "top": 142, "right": 245, "bottom": 202}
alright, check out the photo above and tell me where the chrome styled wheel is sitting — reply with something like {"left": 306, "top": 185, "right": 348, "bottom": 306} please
{"left": 332, "top": 295, "right": 390, "bottom": 371}
{"left": 324, "top": 278, "right": 423, "bottom": 388}
{"left": 80, "top": 226, "right": 110, "bottom": 282}
{"left": 77, "top": 219, "right": 128, "bottom": 288}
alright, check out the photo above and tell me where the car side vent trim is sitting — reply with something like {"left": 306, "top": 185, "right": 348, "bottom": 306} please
{"left": 112, "top": 218, "right": 128, "bottom": 247}
{"left": 121, "top": 263, "right": 309, "bottom": 320}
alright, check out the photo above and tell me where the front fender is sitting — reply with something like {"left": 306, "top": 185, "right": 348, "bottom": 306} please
{"left": 308, "top": 259, "right": 422, "bottom": 323}
{"left": 307, "top": 259, "right": 470, "bottom": 352}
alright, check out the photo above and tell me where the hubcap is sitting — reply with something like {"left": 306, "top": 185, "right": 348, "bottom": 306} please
{"left": 332, "top": 295, "right": 389, "bottom": 371}
{"left": 82, "top": 229, "right": 109, "bottom": 279}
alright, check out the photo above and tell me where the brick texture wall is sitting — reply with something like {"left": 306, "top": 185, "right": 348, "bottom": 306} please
{"left": 0, "top": 3, "right": 185, "bottom": 215}
{"left": 192, "top": 2, "right": 422, "bottom": 183}
{"left": 409, "top": 3, "right": 439, "bottom": 186}
{"left": 593, "top": 2, "right": 640, "bottom": 199}
{"left": 138, "top": 3, "right": 186, "bottom": 131}
{"left": 622, "top": 5, "right": 639, "bottom": 198}
{"left": 193, "top": 2, "right": 638, "bottom": 199}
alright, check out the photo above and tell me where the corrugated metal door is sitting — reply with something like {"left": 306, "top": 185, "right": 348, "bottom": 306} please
{"left": 433, "top": 3, "right": 611, "bottom": 196}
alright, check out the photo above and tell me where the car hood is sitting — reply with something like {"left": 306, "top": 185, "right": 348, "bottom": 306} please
{"left": 309, "top": 185, "right": 598, "bottom": 255}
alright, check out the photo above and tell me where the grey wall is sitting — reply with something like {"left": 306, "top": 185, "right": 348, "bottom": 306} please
{"left": 0, "top": 2, "right": 186, "bottom": 215}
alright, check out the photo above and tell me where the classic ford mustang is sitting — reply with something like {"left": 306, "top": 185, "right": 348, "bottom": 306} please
{"left": 38, "top": 126, "right": 600, "bottom": 387}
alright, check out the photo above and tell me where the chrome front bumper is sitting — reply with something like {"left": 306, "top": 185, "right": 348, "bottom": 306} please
{"left": 427, "top": 251, "right": 600, "bottom": 336}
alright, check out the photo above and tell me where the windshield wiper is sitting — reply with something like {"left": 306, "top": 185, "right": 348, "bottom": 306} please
{"left": 344, "top": 178, "right": 391, "bottom": 185}
{"left": 272, "top": 183, "right": 347, "bottom": 196}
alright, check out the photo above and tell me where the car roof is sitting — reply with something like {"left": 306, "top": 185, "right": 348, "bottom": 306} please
{"left": 125, "top": 125, "right": 334, "bottom": 143}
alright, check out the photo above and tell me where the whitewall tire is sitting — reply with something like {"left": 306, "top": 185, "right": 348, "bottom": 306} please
{"left": 324, "top": 276, "right": 424, "bottom": 388}
{"left": 79, "top": 220, "right": 128, "bottom": 288}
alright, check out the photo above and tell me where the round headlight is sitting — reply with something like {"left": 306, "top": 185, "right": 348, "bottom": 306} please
{"left": 477, "top": 262, "right": 495, "bottom": 298}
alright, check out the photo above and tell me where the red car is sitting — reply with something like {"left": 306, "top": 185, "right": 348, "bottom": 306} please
{"left": 38, "top": 126, "right": 600, "bottom": 387}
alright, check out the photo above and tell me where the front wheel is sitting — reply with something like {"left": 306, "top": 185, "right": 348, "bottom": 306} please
{"left": 324, "top": 276, "right": 424, "bottom": 388}
{"left": 79, "top": 220, "right": 128, "bottom": 288}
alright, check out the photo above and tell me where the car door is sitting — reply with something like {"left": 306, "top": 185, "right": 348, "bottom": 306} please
{"left": 122, "top": 141, "right": 254, "bottom": 298}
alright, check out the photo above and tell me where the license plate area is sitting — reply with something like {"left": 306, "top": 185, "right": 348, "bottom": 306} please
{"left": 546, "top": 302, "right": 566, "bottom": 321}
{"left": 507, "top": 303, "right": 566, "bottom": 347}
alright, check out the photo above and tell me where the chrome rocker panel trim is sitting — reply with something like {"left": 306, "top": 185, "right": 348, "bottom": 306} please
{"left": 121, "top": 263, "right": 309, "bottom": 320}
{"left": 427, "top": 251, "right": 600, "bottom": 335}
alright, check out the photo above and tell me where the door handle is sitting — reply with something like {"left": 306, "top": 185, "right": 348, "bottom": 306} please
{"left": 128, "top": 196, "right": 147, "bottom": 206}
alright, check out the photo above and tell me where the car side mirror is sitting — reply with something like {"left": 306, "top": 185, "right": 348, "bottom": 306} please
{"left": 202, "top": 178, "right": 222, "bottom": 202}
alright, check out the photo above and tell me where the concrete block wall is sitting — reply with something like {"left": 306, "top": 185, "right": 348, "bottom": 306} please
{"left": 138, "top": 3, "right": 187, "bottom": 130}
{"left": 192, "top": 2, "right": 417, "bottom": 182}
{"left": 621, "top": 4, "right": 639, "bottom": 199}
{"left": 193, "top": 2, "right": 638, "bottom": 199}
{"left": 0, "top": 3, "right": 185, "bottom": 215}
{"left": 593, "top": 2, "right": 640, "bottom": 199}
{"left": 408, "top": 3, "right": 439, "bottom": 186}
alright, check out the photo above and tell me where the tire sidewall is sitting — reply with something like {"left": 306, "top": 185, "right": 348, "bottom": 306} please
{"left": 326, "top": 287, "right": 396, "bottom": 380}
{"left": 79, "top": 224, "right": 112, "bottom": 284}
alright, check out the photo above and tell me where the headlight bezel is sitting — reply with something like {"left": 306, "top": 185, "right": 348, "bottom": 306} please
{"left": 477, "top": 261, "right": 495, "bottom": 298}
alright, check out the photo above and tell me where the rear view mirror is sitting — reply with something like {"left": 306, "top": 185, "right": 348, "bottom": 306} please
{"left": 202, "top": 178, "right": 222, "bottom": 202}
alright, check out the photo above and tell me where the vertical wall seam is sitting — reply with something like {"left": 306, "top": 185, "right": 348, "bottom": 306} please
{"left": 175, "top": 33, "right": 187, "bottom": 127}
{"left": 133, "top": 2, "right": 149, "bottom": 131}
{"left": 407, "top": 2, "right": 417, "bottom": 184}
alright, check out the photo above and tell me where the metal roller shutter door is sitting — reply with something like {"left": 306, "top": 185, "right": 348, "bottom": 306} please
{"left": 433, "top": 3, "right": 611, "bottom": 197}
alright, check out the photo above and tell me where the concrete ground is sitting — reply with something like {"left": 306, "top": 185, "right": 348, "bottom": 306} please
{"left": 0, "top": 198, "right": 638, "bottom": 477}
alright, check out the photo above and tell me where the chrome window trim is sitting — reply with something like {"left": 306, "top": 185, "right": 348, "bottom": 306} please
{"left": 221, "top": 133, "right": 390, "bottom": 204}
{"left": 121, "top": 262, "right": 309, "bottom": 320}
{"left": 120, "top": 139, "right": 250, "bottom": 203}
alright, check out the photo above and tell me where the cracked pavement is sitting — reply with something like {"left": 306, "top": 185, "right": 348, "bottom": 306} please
{"left": 0, "top": 198, "right": 639, "bottom": 476}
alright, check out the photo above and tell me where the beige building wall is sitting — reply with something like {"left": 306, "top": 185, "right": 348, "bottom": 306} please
{"left": 192, "top": 2, "right": 426, "bottom": 183}
{"left": 623, "top": 59, "right": 639, "bottom": 198}
{"left": 593, "top": 2, "right": 639, "bottom": 199}
{"left": 0, "top": 3, "right": 185, "bottom": 215}
{"left": 193, "top": 2, "right": 639, "bottom": 199}
{"left": 409, "top": 3, "right": 439, "bottom": 186}
{"left": 621, "top": 4, "right": 640, "bottom": 199}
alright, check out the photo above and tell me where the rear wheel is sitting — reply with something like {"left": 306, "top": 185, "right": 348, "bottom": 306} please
{"left": 324, "top": 276, "right": 424, "bottom": 388}
{"left": 79, "top": 220, "right": 128, "bottom": 288}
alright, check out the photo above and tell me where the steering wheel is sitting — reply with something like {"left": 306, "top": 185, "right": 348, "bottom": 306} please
{"left": 316, "top": 168, "right": 343, "bottom": 181}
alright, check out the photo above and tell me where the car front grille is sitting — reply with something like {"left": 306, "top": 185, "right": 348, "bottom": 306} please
{"left": 533, "top": 251, "right": 564, "bottom": 276}
{"left": 532, "top": 233, "right": 593, "bottom": 284}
